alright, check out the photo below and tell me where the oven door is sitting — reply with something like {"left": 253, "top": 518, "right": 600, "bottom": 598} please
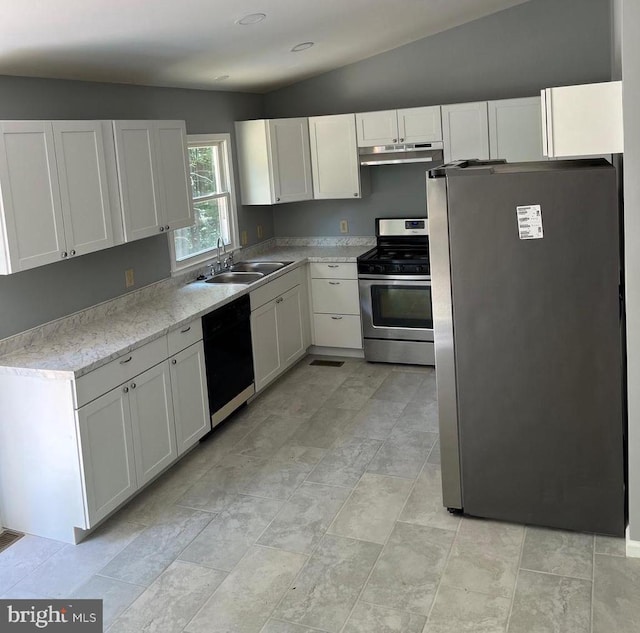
{"left": 359, "top": 274, "right": 434, "bottom": 341}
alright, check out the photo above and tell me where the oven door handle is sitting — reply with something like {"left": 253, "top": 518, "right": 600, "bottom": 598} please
{"left": 358, "top": 274, "right": 431, "bottom": 282}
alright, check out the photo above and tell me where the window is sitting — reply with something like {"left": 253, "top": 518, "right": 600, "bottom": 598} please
{"left": 171, "top": 133, "right": 239, "bottom": 271}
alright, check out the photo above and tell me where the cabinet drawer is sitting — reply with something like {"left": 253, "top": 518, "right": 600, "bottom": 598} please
{"left": 75, "top": 336, "right": 168, "bottom": 408}
{"left": 167, "top": 319, "right": 203, "bottom": 356}
{"left": 250, "top": 267, "right": 302, "bottom": 311}
{"left": 313, "top": 314, "right": 363, "bottom": 349}
{"left": 311, "top": 279, "right": 360, "bottom": 315}
{"left": 309, "top": 262, "right": 357, "bottom": 280}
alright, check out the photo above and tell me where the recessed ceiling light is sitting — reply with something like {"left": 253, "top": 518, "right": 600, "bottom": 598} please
{"left": 236, "top": 13, "right": 266, "bottom": 25}
{"left": 214, "top": 75, "right": 230, "bottom": 81}
{"left": 291, "top": 42, "right": 314, "bottom": 53}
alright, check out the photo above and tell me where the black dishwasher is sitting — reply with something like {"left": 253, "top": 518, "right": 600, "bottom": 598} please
{"left": 202, "top": 295, "right": 255, "bottom": 428}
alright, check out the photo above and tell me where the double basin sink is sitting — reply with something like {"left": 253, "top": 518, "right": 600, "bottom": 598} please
{"left": 204, "top": 261, "right": 293, "bottom": 284}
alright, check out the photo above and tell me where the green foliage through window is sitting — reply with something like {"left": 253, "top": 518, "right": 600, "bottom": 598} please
{"left": 174, "top": 138, "right": 234, "bottom": 263}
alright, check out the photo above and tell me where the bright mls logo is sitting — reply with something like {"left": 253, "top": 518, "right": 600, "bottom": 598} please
{"left": 0, "top": 600, "right": 102, "bottom": 631}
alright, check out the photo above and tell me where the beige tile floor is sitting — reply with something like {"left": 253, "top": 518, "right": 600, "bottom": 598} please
{"left": 1, "top": 356, "right": 639, "bottom": 633}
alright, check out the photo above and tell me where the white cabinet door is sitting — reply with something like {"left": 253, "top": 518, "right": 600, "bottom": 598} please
{"left": 128, "top": 361, "right": 177, "bottom": 486}
{"left": 251, "top": 299, "right": 281, "bottom": 392}
{"left": 398, "top": 106, "right": 443, "bottom": 143}
{"left": 53, "top": 121, "right": 115, "bottom": 257}
{"left": 277, "top": 285, "right": 305, "bottom": 368}
{"left": 77, "top": 386, "right": 137, "bottom": 526}
{"left": 112, "top": 121, "right": 163, "bottom": 241}
{"left": 442, "top": 102, "right": 490, "bottom": 163}
{"left": 0, "top": 121, "right": 66, "bottom": 273}
{"left": 170, "top": 342, "right": 210, "bottom": 456}
{"left": 155, "top": 120, "right": 193, "bottom": 231}
{"left": 541, "top": 81, "right": 623, "bottom": 157}
{"left": 355, "top": 110, "right": 398, "bottom": 147}
{"left": 309, "top": 114, "right": 361, "bottom": 199}
{"left": 488, "top": 97, "right": 545, "bottom": 162}
{"left": 268, "top": 118, "right": 313, "bottom": 204}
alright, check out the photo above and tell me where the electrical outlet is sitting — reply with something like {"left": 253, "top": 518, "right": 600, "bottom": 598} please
{"left": 125, "top": 268, "right": 135, "bottom": 288}
{"left": 340, "top": 219, "right": 349, "bottom": 234}
{"left": 241, "top": 230, "right": 248, "bottom": 246}
{"left": 257, "top": 224, "right": 263, "bottom": 239}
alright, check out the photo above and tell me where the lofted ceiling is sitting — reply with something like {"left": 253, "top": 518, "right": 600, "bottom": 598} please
{"left": 0, "top": 0, "right": 531, "bottom": 93}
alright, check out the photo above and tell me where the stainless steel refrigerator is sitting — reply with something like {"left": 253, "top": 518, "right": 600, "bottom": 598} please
{"left": 427, "top": 159, "right": 625, "bottom": 536}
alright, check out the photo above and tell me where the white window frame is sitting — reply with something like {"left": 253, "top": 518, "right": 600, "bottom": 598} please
{"left": 170, "top": 133, "right": 240, "bottom": 274}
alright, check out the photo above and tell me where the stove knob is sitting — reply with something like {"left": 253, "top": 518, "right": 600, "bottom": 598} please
{"left": 376, "top": 265, "right": 386, "bottom": 274}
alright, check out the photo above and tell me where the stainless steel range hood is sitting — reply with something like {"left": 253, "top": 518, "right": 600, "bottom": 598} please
{"left": 359, "top": 141, "right": 444, "bottom": 166}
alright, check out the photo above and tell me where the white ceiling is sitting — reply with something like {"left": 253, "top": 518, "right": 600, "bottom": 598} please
{"left": 0, "top": 0, "right": 531, "bottom": 93}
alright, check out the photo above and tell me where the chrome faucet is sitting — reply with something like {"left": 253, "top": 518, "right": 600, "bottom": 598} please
{"left": 216, "top": 237, "right": 224, "bottom": 273}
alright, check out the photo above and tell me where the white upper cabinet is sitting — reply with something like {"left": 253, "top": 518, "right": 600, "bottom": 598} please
{"left": 309, "top": 113, "right": 361, "bottom": 199}
{"left": 441, "top": 102, "right": 490, "bottom": 163}
{"left": 488, "top": 97, "right": 545, "bottom": 162}
{"left": 397, "top": 107, "right": 443, "bottom": 144}
{"left": 355, "top": 106, "right": 442, "bottom": 146}
{"left": 154, "top": 121, "right": 193, "bottom": 231}
{"left": 235, "top": 118, "right": 313, "bottom": 205}
{"left": 112, "top": 120, "right": 193, "bottom": 241}
{"left": 53, "top": 121, "right": 115, "bottom": 256}
{"left": 0, "top": 120, "right": 115, "bottom": 274}
{"left": 541, "top": 81, "right": 623, "bottom": 157}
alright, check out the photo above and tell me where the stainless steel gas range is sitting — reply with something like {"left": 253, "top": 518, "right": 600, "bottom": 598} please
{"left": 357, "top": 218, "right": 434, "bottom": 365}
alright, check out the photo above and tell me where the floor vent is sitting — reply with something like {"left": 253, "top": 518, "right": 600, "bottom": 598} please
{"left": 0, "top": 529, "right": 24, "bottom": 553}
{"left": 309, "top": 359, "right": 345, "bottom": 367}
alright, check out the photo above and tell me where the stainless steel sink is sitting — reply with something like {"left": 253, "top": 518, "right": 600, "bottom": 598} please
{"left": 230, "top": 261, "right": 293, "bottom": 274}
{"left": 205, "top": 271, "right": 265, "bottom": 284}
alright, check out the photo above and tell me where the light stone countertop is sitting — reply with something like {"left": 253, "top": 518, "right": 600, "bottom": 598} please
{"left": 0, "top": 243, "right": 373, "bottom": 381}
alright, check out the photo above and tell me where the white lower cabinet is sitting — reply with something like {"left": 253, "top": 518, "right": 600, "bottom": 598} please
{"left": 250, "top": 268, "right": 308, "bottom": 393}
{"left": 251, "top": 299, "right": 282, "bottom": 391}
{"left": 77, "top": 386, "right": 137, "bottom": 526}
{"left": 128, "top": 361, "right": 177, "bottom": 487}
{"left": 310, "top": 263, "right": 363, "bottom": 350}
{"left": 170, "top": 341, "right": 210, "bottom": 456}
{"left": 78, "top": 360, "right": 177, "bottom": 527}
{"left": 0, "top": 323, "right": 209, "bottom": 543}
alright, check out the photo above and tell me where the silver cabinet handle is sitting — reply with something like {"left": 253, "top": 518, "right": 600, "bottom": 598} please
{"left": 331, "top": 315, "right": 343, "bottom": 320}
{"left": 171, "top": 359, "right": 177, "bottom": 365}
{"left": 159, "top": 226, "right": 165, "bottom": 232}
{"left": 327, "top": 264, "right": 339, "bottom": 268}
{"left": 393, "top": 138, "right": 398, "bottom": 142}
{"left": 276, "top": 297, "right": 283, "bottom": 304}
{"left": 399, "top": 137, "right": 404, "bottom": 142}
{"left": 328, "top": 281, "right": 341, "bottom": 285}
{"left": 165, "top": 225, "right": 170, "bottom": 230}
{"left": 61, "top": 251, "right": 68, "bottom": 258}
{"left": 180, "top": 326, "right": 191, "bottom": 333}
{"left": 119, "top": 356, "right": 132, "bottom": 364}
{"left": 130, "top": 382, "right": 136, "bottom": 389}
{"left": 70, "top": 249, "right": 76, "bottom": 256}
{"left": 123, "top": 386, "right": 129, "bottom": 393}
{"left": 354, "top": 193, "right": 358, "bottom": 197}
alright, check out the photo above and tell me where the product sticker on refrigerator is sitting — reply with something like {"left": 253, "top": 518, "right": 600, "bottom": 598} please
{"left": 516, "top": 204, "right": 543, "bottom": 240}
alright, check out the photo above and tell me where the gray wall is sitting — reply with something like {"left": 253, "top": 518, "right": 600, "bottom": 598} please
{"left": 0, "top": 75, "right": 265, "bottom": 339}
{"left": 265, "top": 0, "right": 613, "bottom": 239}
{"left": 622, "top": 0, "right": 640, "bottom": 542}
{"left": 264, "top": 0, "right": 612, "bottom": 117}
{"left": 273, "top": 164, "right": 428, "bottom": 236}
